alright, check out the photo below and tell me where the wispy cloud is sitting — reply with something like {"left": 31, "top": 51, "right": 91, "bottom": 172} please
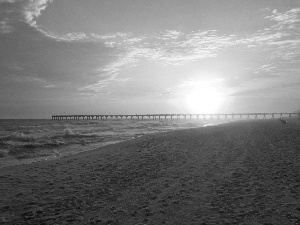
{"left": 0, "top": 0, "right": 52, "bottom": 31}
{"left": 0, "top": 0, "right": 117, "bottom": 99}
{"left": 1, "top": 0, "right": 300, "bottom": 105}
{"left": 78, "top": 6, "right": 300, "bottom": 94}
{"left": 93, "top": 6, "right": 300, "bottom": 72}
{"left": 153, "top": 88, "right": 175, "bottom": 97}
{"left": 13, "top": 75, "right": 56, "bottom": 88}
{"left": 242, "top": 7, "right": 300, "bottom": 74}
{"left": 93, "top": 30, "right": 238, "bottom": 66}
{"left": 76, "top": 29, "right": 239, "bottom": 93}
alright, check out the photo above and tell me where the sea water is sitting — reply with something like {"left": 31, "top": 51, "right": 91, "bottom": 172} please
{"left": 0, "top": 119, "right": 222, "bottom": 168}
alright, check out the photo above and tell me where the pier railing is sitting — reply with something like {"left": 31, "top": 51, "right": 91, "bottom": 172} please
{"left": 52, "top": 113, "right": 300, "bottom": 120}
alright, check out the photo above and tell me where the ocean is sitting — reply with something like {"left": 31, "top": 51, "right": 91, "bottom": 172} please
{"left": 0, "top": 119, "right": 223, "bottom": 168}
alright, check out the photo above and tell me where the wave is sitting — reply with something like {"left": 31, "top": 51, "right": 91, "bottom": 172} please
{"left": 63, "top": 128, "right": 98, "bottom": 138}
{"left": 2, "top": 141, "right": 64, "bottom": 159}
{"left": 44, "top": 140, "right": 65, "bottom": 147}
{"left": 0, "top": 133, "right": 36, "bottom": 142}
{"left": 0, "top": 149, "right": 8, "bottom": 158}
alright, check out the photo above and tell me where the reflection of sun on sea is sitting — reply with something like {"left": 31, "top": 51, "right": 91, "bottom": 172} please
{"left": 185, "top": 84, "right": 223, "bottom": 114}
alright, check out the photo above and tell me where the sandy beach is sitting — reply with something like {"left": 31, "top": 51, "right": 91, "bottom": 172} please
{"left": 1, "top": 119, "right": 300, "bottom": 225}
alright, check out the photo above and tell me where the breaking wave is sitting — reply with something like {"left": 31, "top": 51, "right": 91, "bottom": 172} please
{"left": 0, "top": 133, "right": 36, "bottom": 142}
{"left": 63, "top": 128, "right": 98, "bottom": 138}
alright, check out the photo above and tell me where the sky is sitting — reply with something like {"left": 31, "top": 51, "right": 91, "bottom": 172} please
{"left": 0, "top": 0, "right": 300, "bottom": 118}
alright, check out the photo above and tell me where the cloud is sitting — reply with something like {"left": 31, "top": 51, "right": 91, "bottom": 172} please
{"left": 1, "top": 0, "right": 300, "bottom": 104}
{"left": 106, "top": 7, "right": 300, "bottom": 72}
{"left": 78, "top": 6, "right": 300, "bottom": 95}
{"left": 78, "top": 29, "right": 238, "bottom": 92}
{"left": 153, "top": 88, "right": 175, "bottom": 96}
{"left": 81, "top": 6, "right": 299, "bottom": 85}
{"left": 78, "top": 50, "right": 136, "bottom": 93}
{"left": 245, "top": 7, "right": 300, "bottom": 58}
{"left": 94, "top": 30, "right": 238, "bottom": 66}
{"left": 225, "top": 6, "right": 300, "bottom": 89}
{"left": 0, "top": 0, "right": 52, "bottom": 30}
{"left": 0, "top": 0, "right": 118, "bottom": 100}
{"left": 266, "top": 8, "right": 300, "bottom": 29}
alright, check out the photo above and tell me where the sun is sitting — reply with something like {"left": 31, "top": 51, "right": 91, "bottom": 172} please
{"left": 185, "top": 84, "right": 223, "bottom": 114}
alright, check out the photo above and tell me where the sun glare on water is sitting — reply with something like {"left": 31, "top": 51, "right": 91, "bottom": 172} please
{"left": 185, "top": 84, "right": 223, "bottom": 114}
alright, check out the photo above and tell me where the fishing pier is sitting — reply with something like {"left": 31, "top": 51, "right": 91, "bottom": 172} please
{"left": 52, "top": 113, "right": 300, "bottom": 120}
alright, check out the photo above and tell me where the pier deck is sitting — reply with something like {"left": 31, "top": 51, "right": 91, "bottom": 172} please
{"left": 52, "top": 113, "right": 300, "bottom": 120}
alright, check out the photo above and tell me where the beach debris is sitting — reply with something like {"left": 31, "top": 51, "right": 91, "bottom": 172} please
{"left": 278, "top": 118, "right": 288, "bottom": 124}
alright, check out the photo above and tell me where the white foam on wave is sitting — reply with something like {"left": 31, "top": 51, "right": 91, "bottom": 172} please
{"left": 1, "top": 132, "right": 36, "bottom": 142}
{"left": 63, "top": 128, "right": 98, "bottom": 138}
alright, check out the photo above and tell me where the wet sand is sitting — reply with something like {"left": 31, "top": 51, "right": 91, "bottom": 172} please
{"left": 1, "top": 119, "right": 300, "bottom": 224}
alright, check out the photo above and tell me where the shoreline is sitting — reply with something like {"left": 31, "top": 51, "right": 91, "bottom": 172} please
{"left": 0, "top": 140, "right": 124, "bottom": 169}
{"left": 1, "top": 119, "right": 300, "bottom": 224}
{"left": 0, "top": 120, "right": 221, "bottom": 169}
